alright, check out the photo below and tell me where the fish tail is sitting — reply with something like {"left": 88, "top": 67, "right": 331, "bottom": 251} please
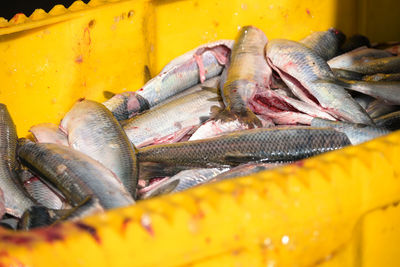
{"left": 211, "top": 107, "right": 262, "bottom": 129}
{"left": 139, "top": 162, "right": 182, "bottom": 180}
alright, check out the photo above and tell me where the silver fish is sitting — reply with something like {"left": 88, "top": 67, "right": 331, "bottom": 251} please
{"left": 207, "top": 162, "right": 283, "bottom": 183}
{"left": 366, "top": 99, "right": 399, "bottom": 118}
{"left": 328, "top": 48, "right": 392, "bottom": 69}
{"left": 17, "top": 141, "right": 134, "bottom": 210}
{"left": 341, "top": 80, "right": 400, "bottom": 105}
{"left": 0, "top": 104, "right": 35, "bottom": 217}
{"left": 17, "top": 167, "right": 68, "bottom": 210}
{"left": 140, "top": 168, "right": 228, "bottom": 199}
{"left": 266, "top": 39, "right": 373, "bottom": 124}
{"left": 138, "top": 127, "right": 351, "bottom": 169}
{"left": 311, "top": 118, "right": 390, "bottom": 145}
{"left": 300, "top": 28, "right": 345, "bottom": 60}
{"left": 217, "top": 26, "right": 271, "bottom": 128}
{"left": 103, "top": 40, "right": 233, "bottom": 120}
{"left": 336, "top": 56, "right": 400, "bottom": 75}
{"left": 61, "top": 99, "right": 138, "bottom": 195}
{"left": 123, "top": 77, "right": 222, "bottom": 147}
{"left": 29, "top": 123, "right": 68, "bottom": 146}
{"left": 374, "top": 111, "right": 400, "bottom": 131}
{"left": 363, "top": 73, "right": 400, "bottom": 82}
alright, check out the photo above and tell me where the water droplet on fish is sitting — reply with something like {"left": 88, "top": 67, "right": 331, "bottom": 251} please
{"left": 234, "top": 12, "right": 238, "bottom": 16}
{"left": 281, "top": 235, "right": 289, "bottom": 245}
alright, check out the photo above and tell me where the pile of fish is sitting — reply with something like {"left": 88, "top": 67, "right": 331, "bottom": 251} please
{"left": 1, "top": 25, "right": 399, "bottom": 230}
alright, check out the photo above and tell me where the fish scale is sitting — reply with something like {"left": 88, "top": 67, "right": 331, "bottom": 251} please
{"left": 61, "top": 100, "right": 139, "bottom": 195}
{"left": 138, "top": 127, "right": 351, "bottom": 169}
{"left": 300, "top": 28, "right": 345, "bottom": 60}
{"left": 123, "top": 77, "right": 222, "bottom": 148}
{"left": 0, "top": 104, "right": 35, "bottom": 218}
{"left": 17, "top": 141, "right": 134, "bottom": 210}
{"left": 266, "top": 39, "right": 373, "bottom": 125}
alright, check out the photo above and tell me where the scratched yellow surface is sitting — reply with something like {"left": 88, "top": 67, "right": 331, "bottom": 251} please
{"left": 0, "top": 0, "right": 399, "bottom": 266}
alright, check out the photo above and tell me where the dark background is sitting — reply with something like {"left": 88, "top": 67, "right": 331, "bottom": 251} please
{"left": 1, "top": 0, "right": 90, "bottom": 20}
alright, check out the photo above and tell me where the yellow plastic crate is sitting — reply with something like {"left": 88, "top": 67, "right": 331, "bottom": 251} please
{"left": 0, "top": 0, "right": 399, "bottom": 266}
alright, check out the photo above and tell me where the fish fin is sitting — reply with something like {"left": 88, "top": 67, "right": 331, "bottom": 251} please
{"left": 103, "top": 91, "right": 116, "bottom": 99}
{"left": 210, "top": 105, "right": 223, "bottom": 119}
{"left": 224, "top": 153, "right": 261, "bottom": 165}
{"left": 202, "top": 86, "right": 219, "bottom": 93}
{"left": 139, "top": 162, "right": 184, "bottom": 180}
{"left": 144, "top": 65, "right": 152, "bottom": 83}
{"left": 199, "top": 116, "right": 210, "bottom": 123}
{"left": 211, "top": 108, "right": 262, "bottom": 129}
{"left": 202, "top": 86, "right": 223, "bottom": 102}
{"left": 207, "top": 96, "right": 222, "bottom": 102}
{"left": 18, "top": 206, "right": 59, "bottom": 230}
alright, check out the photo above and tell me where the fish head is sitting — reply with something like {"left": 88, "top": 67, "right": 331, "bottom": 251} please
{"left": 60, "top": 99, "right": 98, "bottom": 133}
{"left": 328, "top": 28, "right": 346, "bottom": 47}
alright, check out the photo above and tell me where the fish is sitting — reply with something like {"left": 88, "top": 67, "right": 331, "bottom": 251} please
{"left": 251, "top": 88, "right": 336, "bottom": 120}
{"left": 123, "top": 77, "right": 222, "bottom": 147}
{"left": 161, "top": 40, "right": 234, "bottom": 76}
{"left": 188, "top": 119, "right": 251, "bottom": 141}
{"left": 332, "top": 68, "right": 365, "bottom": 80}
{"left": 335, "top": 56, "right": 400, "bottom": 75}
{"left": 0, "top": 104, "right": 35, "bottom": 217}
{"left": 340, "top": 79, "right": 400, "bottom": 105}
{"left": 385, "top": 44, "right": 400, "bottom": 55}
{"left": 250, "top": 100, "right": 314, "bottom": 125}
{"left": 207, "top": 162, "right": 284, "bottom": 183}
{"left": 17, "top": 166, "right": 69, "bottom": 210}
{"left": 29, "top": 123, "right": 69, "bottom": 146}
{"left": 0, "top": 218, "right": 18, "bottom": 230}
{"left": 366, "top": 99, "right": 399, "bottom": 118}
{"left": 300, "top": 28, "right": 346, "bottom": 60}
{"left": 353, "top": 94, "right": 375, "bottom": 109}
{"left": 138, "top": 127, "right": 351, "bottom": 170}
{"left": 103, "top": 40, "right": 233, "bottom": 120}
{"left": 61, "top": 99, "right": 139, "bottom": 195}
{"left": 363, "top": 73, "right": 400, "bottom": 82}
{"left": 311, "top": 118, "right": 390, "bottom": 145}
{"left": 216, "top": 26, "right": 271, "bottom": 128}
{"left": 328, "top": 48, "right": 392, "bottom": 69}
{"left": 17, "top": 140, "right": 135, "bottom": 210}
{"left": 18, "top": 206, "right": 59, "bottom": 230}
{"left": 138, "top": 162, "right": 189, "bottom": 180}
{"left": 265, "top": 39, "right": 373, "bottom": 124}
{"left": 18, "top": 198, "right": 103, "bottom": 229}
{"left": 139, "top": 168, "right": 229, "bottom": 199}
{"left": 102, "top": 92, "right": 138, "bottom": 121}
{"left": 59, "top": 197, "right": 104, "bottom": 222}
{"left": 340, "top": 34, "right": 371, "bottom": 53}
{"left": 0, "top": 188, "right": 4, "bottom": 219}
{"left": 374, "top": 111, "right": 400, "bottom": 131}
